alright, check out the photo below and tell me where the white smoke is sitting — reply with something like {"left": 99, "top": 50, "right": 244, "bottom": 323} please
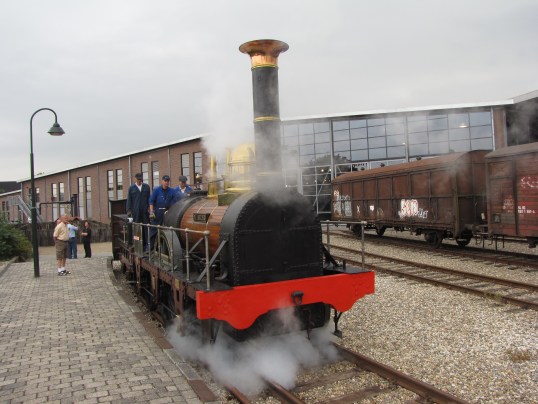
{"left": 509, "top": 99, "right": 538, "bottom": 145}
{"left": 200, "top": 65, "right": 254, "bottom": 178}
{"left": 166, "top": 319, "right": 339, "bottom": 395}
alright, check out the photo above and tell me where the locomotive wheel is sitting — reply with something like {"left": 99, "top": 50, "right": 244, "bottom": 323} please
{"left": 375, "top": 225, "right": 386, "bottom": 236}
{"left": 456, "top": 236, "right": 471, "bottom": 247}
{"left": 424, "top": 231, "right": 443, "bottom": 248}
{"left": 157, "top": 231, "right": 183, "bottom": 271}
{"left": 201, "top": 319, "right": 221, "bottom": 344}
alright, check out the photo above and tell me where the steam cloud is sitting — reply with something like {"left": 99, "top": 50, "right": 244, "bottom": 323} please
{"left": 166, "top": 318, "right": 339, "bottom": 395}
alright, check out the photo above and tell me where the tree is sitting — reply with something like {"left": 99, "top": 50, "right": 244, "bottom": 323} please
{"left": 0, "top": 219, "right": 32, "bottom": 260}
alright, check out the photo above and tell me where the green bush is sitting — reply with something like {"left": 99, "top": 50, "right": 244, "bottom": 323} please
{"left": 0, "top": 220, "right": 32, "bottom": 260}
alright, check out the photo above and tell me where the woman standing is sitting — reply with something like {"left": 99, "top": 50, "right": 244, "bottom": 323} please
{"left": 81, "top": 221, "right": 92, "bottom": 258}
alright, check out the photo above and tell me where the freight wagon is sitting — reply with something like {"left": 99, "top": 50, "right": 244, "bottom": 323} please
{"left": 485, "top": 142, "right": 538, "bottom": 248}
{"left": 331, "top": 150, "right": 489, "bottom": 248}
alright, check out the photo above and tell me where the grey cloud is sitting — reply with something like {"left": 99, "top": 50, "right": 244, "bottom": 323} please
{"left": 1, "top": 0, "right": 537, "bottom": 180}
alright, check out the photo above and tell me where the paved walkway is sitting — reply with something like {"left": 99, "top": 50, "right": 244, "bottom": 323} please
{"left": 0, "top": 252, "right": 220, "bottom": 403}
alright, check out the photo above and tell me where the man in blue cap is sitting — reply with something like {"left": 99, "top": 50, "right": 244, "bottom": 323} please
{"left": 175, "top": 175, "right": 193, "bottom": 196}
{"left": 148, "top": 175, "right": 180, "bottom": 251}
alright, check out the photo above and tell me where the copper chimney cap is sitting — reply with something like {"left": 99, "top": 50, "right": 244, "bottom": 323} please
{"left": 239, "top": 39, "right": 289, "bottom": 68}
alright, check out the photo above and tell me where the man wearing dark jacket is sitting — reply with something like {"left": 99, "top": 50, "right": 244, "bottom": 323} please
{"left": 126, "top": 173, "right": 151, "bottom": 249}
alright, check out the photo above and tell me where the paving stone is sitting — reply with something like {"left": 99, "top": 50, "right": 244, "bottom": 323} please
{"left": 0, "top": 257, "right": 220, "bottom": 403}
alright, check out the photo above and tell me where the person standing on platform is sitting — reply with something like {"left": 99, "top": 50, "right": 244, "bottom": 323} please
{"left": 81, "top": 220, "right": 92, "bottom": 258}
{"left": 126, "top": 172, "right": 151, "bottom": 249}
{"left": 175, "top": 175, "right": 193, "bottom": 196}
{"left": 148, "top": 175, "right": 181, "bottom": 251}
{"left": 53, "top": 215, "right": 71, "bottom": 275}
{"left": 67, "top": 219, "right": 78, "bottom": 259}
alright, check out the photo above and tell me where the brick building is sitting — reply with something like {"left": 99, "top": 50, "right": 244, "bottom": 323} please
{"left": 3, "top": 135, "right": 206, "bottom": 225}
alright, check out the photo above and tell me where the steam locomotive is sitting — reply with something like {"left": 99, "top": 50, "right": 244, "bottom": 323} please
{"left": 331, "top": 142, "right": 538, "bottom": 248}
{"left": 112, "top": 40, "right": 374, "bottom": 342}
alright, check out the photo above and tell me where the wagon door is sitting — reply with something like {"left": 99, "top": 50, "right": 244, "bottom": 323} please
{"left": 515, "top": 154, "right": 538, "bottom": 238}
{"left": 488, "top": 160, "right": 517, "bottom": 237}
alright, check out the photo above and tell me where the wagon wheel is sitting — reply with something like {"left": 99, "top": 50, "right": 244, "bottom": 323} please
{"left": 456, "top": 236, "right": 471, "bottom": 247}
{"left": 351, "top": 224, "right": 362, "bottom": 236}
{"left": 375, "top": 225, "right": 386, "bottom": 237}
{"left": 424, "top": 231, "right": 443, "bottom": 248}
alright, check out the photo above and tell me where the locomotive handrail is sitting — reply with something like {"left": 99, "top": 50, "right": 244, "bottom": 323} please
{"left": 184, "top": 228, "right": 191, "bottom": 280}
{"left": 323, "top": 220, "right": 368, "bottom": 270}
{"left": 126, "top": 220, "right": 219, "bottom": 290}
{"left": 196, "top": 238, "right": 229, "bottom": 284}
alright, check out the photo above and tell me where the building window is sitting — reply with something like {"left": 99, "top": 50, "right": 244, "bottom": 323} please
{"left": 1, "top": 201, "right": 8, "bottom": 221}
{"left": 51, "top": 183, "right": 58, "bottom": 219}
{"left": 116, "top": 169, "right": 123, "bottom": 199}
{"left": 78, "top": 177, "right": 85, "bottom": 220}
{"left": 141, "top": 162, "right": 149, "bottom": 185}
{"left": 58, "top": 182, "right": 66, "bottom": 215}
{"left": 86, "top": 177, "right": 92, "bottom": 219}
{"left": 59, "top": 182, "right": 65, "bottom": 201}
{"left": 181, "top": 153, "right": 190, "bottom": 182}
{"left": 107, "top": 170, "right": 114, "bottom": 200}
{"left": 151, "top": 161, "right": 159, "bottom": 188}
{"left": 194, "top": 152, "right": 203, "bottom": 187}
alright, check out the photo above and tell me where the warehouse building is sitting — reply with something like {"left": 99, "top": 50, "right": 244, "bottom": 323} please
{"left": 281, "top": 90, "right": 538, "bottom": 216}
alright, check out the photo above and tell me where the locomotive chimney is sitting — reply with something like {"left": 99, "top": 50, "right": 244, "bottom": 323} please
{"left": 239, "top": 39, "right": 289, "bottom": 191}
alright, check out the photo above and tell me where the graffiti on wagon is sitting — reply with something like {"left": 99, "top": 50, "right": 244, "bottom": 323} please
{"left": 333, "top": 190, "right": 352, "bottom": 217}
{"left": 398, "top": 199, "right": 428, "bottom": 219}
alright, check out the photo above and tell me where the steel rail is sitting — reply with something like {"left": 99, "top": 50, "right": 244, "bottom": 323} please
{"left": 331, "top": 229, "right": 538, "bottom": 270}
{"left": 328, "top": 243, "right": 538, "bottom": 293}
{"left": 224, "top": 385, "right": 252, "bottom": 404}
{"left": 334, "top": 344, "right": 469, "bottom": 404}
{"left": 263, "top": 378, "right": 305, "bottom": 404}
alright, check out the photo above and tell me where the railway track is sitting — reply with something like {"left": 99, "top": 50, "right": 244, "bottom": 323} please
{"left": 346, "top": 230, "right": 538, "bottom": 271}
{"left": 326, "top": 242, "right": 538, "bottom": 311}
{"left": 225, "top": 343, "right": 468, "bottom": 403}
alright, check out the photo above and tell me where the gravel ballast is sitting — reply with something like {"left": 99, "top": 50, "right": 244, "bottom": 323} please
{"left": 339, "top": 273, "right": 537, "bottom": 403}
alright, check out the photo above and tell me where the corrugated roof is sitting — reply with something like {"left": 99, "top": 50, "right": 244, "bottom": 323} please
{"left": 282, "top": 100, "right": 513, "bottom": 122}
{"left": 18, "top": 133, "right": 207, "bottom": 182}
{"left": 485, "top": 141, "right": 538, "bottom": 159}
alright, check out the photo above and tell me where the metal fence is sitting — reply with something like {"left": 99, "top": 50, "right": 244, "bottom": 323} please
{"left": 14, "top": 220, "right": 111, "bottom": 246}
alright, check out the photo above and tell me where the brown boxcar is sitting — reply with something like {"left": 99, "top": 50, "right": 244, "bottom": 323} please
{"left": 332, "top": 150, "right": 489, "bottom": 247}
{"left": 485, "top": 142, "right": 538, "bottom": 247}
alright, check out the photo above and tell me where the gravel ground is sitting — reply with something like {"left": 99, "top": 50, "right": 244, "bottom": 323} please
{"left": 330, "top": 230, "right": 537, "bottom": 403}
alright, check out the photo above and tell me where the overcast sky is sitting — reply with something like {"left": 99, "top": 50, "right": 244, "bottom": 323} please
{"left": 1, "top": 0, "right": 537, "bottom": 181}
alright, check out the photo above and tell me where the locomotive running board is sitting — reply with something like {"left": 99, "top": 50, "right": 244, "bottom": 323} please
{"left": 196, "top": 271, "right": 375, "bottom": 330}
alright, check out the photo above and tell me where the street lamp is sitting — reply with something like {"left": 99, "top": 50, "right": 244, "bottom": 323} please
{"left": 30, "top": 108, "right": 65, "bottom": 277}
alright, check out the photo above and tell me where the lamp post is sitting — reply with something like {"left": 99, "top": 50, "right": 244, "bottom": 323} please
{"left": 30, "top": 108, "right": 65, "bottom": 278}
